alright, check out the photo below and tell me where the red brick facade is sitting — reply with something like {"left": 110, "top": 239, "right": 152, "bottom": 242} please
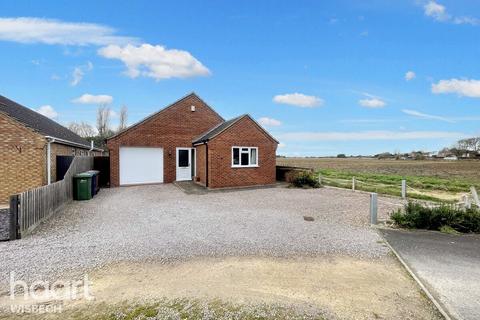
{"left": 0, "top": 113, "right": 102, "bottom": 205}
{"left": 197, "top": 116, "right": 278, "bottom": 188}
{"left": 107, "top": 93, "right": 278, "bottom": 189}
{"left": 107, "top": 94, "right": 224, "bottom": 187}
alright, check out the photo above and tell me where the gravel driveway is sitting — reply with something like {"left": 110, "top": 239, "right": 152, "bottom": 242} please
{"left": 0, "top": 185, "right": 404, "bottom": 290}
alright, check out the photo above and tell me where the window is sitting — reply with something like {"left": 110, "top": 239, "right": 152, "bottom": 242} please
{"left": 232, "top": 147, "right": 258, "bottom": 167}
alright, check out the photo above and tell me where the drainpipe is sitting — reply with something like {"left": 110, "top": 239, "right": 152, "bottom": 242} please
{"left": 205, "top": 143, "right": 209, "bottom": 188}
{"left": 46, "top": 137, "right": 55, "bottom": 185}
{"left": 89, "top": 140, "right": 94, "bottom": 156}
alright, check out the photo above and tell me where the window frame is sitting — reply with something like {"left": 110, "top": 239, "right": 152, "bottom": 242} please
{"left": 231, "top": 146, "right": 259, "bottom": 168}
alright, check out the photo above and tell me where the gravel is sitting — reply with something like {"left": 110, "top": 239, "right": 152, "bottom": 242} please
{"left": 0, "top": 208, "right": 9, "bottom": 241}
{"left": 0, "top": 185, "right": 404, "bottom": 290}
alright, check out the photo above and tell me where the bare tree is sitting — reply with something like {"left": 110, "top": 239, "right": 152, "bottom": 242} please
{"left": 68, "top": 121, "right": 96, "bottom": 138}
{"left": 96, "top": 105, "right": 112, "bottom": 138}
{"left": 118, "top": 105, "right": 128, "bottom": 132}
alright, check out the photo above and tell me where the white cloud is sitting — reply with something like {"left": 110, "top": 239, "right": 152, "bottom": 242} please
{"left": 405, "top": 71, "right": 416, "bottom": 81}
{"left": 98, "top": 44, "right": 210, "bottom": 80}
{"left": 424, "top": 1, "right": 449, "bottom": 21}
{"left": 278, "top": 143, "right": 286, "bottom": 148}
{"left": 70, "top": 61, "right": 93, "bottom": 86}
{"left": 72, "top": 94, "right": 113, "bottom": 105}
{"left": 278, "top": 130, "right": 466, "bottom": 142}
{"left": 273, "top": 93, "right": 323, "bottom": 108}
{"left": 258, "top": 117, "right": 282, "bottom": 126}
{"left": 0, "top": 17, "right": 136, "bottom": 46}
{"left": 423, "top": 1, "right": 479, "bottom": 25}
{"left": 402, "top": 109, "right": 455, "bottom": 123}
{"left": 358, "top": 97, "right": 386, "bottom": 108}
{"left": 432, "top": 79, "right": 480, "bottom": 98}
{"left": 35, "top": 105, "right": 58, "bottom": 119}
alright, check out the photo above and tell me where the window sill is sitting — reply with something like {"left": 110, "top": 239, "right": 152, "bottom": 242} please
{"left": 231, "top": 165, "right": 259, "bottom": 168}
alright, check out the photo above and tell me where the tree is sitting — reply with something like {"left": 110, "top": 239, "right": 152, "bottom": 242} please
{"left": 68, "top": 121, "right": 96, "bottom": 138}
{"left": 337, "top": 154, "right": 347, "bottom": 158}
{"left": 96, "top": 105, "right": 113, "bottom": 138}
{"left": 118, "top": 105, "right": 128, "bottom": 132}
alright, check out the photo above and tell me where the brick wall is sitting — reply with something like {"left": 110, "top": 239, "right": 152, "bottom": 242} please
{"left": 0, "top": 113, "right": 102, "bottom": 204}
{"left": 107, "top": 94, "right": 224, "bottom": 186}
{"left": 0, "top": 113, "right": 46, "bottom": 204}
{"left": 206, "top": 116, "right": 278, "bottom": 188}
{"left": 49, "top": 143, "right": 102, "bottom": 183}
{"left": 195, "top": 144, "right": 207, "bottom": 186}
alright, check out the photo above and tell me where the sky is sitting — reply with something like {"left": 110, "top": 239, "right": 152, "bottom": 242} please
{"left": 0, "top": 0, "right": 479, "bottom": 156}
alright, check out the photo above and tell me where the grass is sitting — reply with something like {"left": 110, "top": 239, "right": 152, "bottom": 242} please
{"left": 315, "top": 168, "right": 478, "bottom": 202}
{"left": 277, "top": 157, "right": 480, "bottom": 202}
{"left": 86, "top": 298, "right": 325, "bottom": 320}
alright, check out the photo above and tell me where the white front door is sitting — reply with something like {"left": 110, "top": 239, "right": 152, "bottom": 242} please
{"left": 176, "top": 148, "right": 192, "bottom": 181}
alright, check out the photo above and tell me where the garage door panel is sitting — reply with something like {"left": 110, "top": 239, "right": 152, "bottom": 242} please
{"left": 120, "top": 147, "right": 163, "bottom": 185}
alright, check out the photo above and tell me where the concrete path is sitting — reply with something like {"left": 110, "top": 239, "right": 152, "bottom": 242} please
{"left": 380, "top": 229, "right": 480, "bottom": 320}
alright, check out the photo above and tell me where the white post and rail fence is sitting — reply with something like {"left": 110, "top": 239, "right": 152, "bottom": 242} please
{"left": 9, "top": 156, "right": 93, "bottom": 240}
{"left": 316, "top": 173, "right": 479, "bottom": 225}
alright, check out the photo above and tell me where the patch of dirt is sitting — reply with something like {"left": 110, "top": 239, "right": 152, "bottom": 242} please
{"left": 1, "top": 256, "right": 441, "bottom": 319}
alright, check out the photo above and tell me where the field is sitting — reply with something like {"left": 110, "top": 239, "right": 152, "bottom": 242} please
{"left": 277, "top": 157, "right": 480, "bottom": 202}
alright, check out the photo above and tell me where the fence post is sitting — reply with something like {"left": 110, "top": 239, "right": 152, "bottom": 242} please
{"left": 471, "top": 186, "right": 480, "bottom": 207}
{"left": 401, "top": 180, "right": 407, "bottom": 199}
{"left": 463, "top": 194, "right": 472, "bottom": 209}
{"left": 318, "top": 174, "right": 322, "bottom": 186}
{"left": 352, "top": 177, "right": 356, "bottom": 191}
{"left": 9, "top": 195, "right": 19, "bottom": 240}
{"left": 370, "top": 193, "right": 378, "bottom": 225}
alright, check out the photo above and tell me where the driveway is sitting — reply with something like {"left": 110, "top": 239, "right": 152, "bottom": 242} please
{"left": 0, "top": 185, "right": 439, "bottom": 319}
{"left": 380, "top": 229, "right": 480, "bottom": 320}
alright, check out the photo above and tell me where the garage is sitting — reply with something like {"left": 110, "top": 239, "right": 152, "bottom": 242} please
{"left": 119, "top": 147, "right": 164, "bottom": 185}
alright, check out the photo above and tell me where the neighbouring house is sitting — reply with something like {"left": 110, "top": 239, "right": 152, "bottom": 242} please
{"left": 444, "top": 155, "right": 458, "bottom": 161}
{"left": 0, "top": 95, "right": 103, "bottom": 205}
{"left": 107, "top": 93, "right": 278, "bottom": 188}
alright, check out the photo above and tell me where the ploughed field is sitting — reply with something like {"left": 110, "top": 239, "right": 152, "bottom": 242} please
{"left": 277, "top": 157, "right": 480, "bottom": 202}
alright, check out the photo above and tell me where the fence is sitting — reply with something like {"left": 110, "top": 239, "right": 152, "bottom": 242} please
{"left": 318, "top": 173, "right": 479, "bottom": 205}
{"left": 10, "top": 156, "right": 93, "bottom": 239}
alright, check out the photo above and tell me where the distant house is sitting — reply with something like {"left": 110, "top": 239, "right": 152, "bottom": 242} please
{"left": 107, "top": 93, "right": 278, "bottom": 189}
{"left": 444, "top": 155, "right": 458, "bottom": 161}
{"left": 0, "top": 95, "right": 103, "bottom": 205}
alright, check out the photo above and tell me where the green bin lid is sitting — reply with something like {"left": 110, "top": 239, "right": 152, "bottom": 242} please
{"left": 74, "top": 172, "right": 94, "bottom": 178}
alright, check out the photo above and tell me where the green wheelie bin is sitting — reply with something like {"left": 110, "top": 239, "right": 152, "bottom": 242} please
{"left": 73, "top": 172, "right": 93, "bottom": 200}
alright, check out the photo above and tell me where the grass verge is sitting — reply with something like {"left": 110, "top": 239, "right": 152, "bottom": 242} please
{"left": 80, "top": 298, "right": 326, "bottom": 320}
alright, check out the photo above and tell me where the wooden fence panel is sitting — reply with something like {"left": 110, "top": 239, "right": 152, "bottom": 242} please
{"left": 16, "top": 156, "right": 93, "bottom": 237}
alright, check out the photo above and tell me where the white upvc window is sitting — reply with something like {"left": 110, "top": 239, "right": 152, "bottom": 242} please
{"left": 232, "top": 147, "right": 258, "bottom": 168}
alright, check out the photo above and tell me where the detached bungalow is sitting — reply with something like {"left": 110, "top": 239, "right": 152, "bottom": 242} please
{"left": 0, "top": 95, "right": 103, "bottom": 205}
{"left": 107, "top": 93, "right": 278, "bottom": 188}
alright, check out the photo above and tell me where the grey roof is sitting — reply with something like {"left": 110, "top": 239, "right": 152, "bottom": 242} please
{"left": 193, "top": 114, "right": 279, "bottom": 145}
{"left": 0, "top": 94, "right": 91, "bottom": 148}
{"left": 193, "top": 115, "right": 245, "bottom": 144}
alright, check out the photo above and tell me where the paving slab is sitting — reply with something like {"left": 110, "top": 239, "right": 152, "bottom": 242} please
{"left": 380, "top": 228, "right": 480, "bottom": 320}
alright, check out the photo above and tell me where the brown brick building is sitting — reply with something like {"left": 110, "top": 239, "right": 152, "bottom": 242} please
{"left": 107, "top": 93, "right": 278, "bottom": 188}
{"left": 0, "top": 95, "right": 103, "bottom": 205}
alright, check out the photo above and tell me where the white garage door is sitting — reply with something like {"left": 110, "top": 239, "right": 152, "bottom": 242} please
{"left": 119, "top": 147, "right": 164, "bottom": 185}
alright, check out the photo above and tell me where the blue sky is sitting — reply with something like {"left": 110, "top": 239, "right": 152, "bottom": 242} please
{"left": 0, "top": 0, "right": 479, "bottom": 156}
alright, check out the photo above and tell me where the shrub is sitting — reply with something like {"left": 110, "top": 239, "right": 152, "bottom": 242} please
{"left": 287, "top": 170, "right": 321, "bottom": 188}
{"left": 390, "top": 202, "right": 480, "bottom": 233}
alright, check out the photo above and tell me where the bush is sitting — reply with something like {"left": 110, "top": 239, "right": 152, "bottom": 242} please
{"left": 287, "top": 170, "right": 321, "bottom": 188}
{"left": 390, "top": 202, "right": 480, "bottom": 233}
